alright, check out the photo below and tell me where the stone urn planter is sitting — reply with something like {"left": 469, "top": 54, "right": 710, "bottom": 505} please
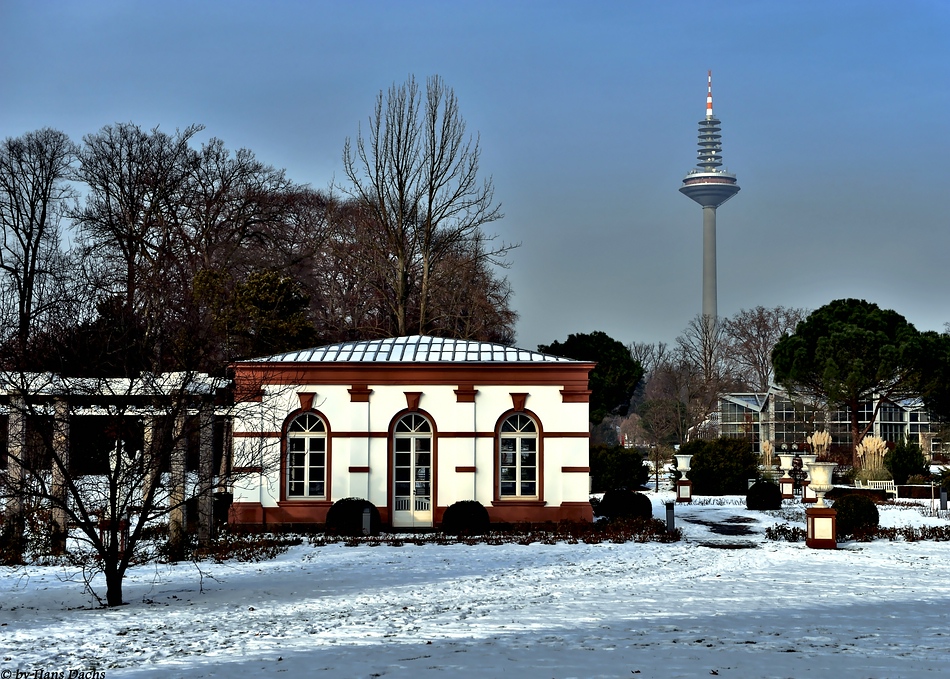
{"left": 674, "top": 454, "right": 693, "bottom": 503}
{"left": 777, "top": 453, "right": 797, "bottom": 498}
{"left": 805, "top": 461, "right": 838, "bottom": 550}
{"left": 806, "top": 461, "right": 837, "bottom": 508}
{"left": 800, "top": 453, "right": 819, "bottom": 503}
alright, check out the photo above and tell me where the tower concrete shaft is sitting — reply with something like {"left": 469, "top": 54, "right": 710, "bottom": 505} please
{"left": 679, "top": 71, "right": 739, "bottom": 323}
{"left": 703, "top": 205, "right": 717, "bottom": 319}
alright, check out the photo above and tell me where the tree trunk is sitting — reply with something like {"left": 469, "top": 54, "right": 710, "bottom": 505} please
{"left": 850, "top": 398, "right": 861, "bottom": 468}
{"left": 105, "top": 564, "right": 124, "bottom": 607}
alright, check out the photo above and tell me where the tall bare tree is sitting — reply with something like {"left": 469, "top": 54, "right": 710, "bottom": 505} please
{"left": 677, "top": 314, "right": 729, "bottom": 392}
{"left": 721, "top": 305, "right": 807, "bottom": 391}
{"left": 72, "top": 123, "right": 203, "bottom": 358}
{"left": 342, "top": 75, "right": 512, "bottom": 336}
{"left": 0, "top": 128, "right": 77, "bottom": 358}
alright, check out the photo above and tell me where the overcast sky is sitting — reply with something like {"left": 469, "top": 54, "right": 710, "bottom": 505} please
{"left": 2, "top": 1, "right": 947, "bottom": 351}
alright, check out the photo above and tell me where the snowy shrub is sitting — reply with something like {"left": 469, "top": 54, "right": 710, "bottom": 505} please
{"left": 833, "top": 494, "right": 879, "bottom": 538}
{"left": 198, "top": 531, "right": 302, "bottom": 563}
{"left": 441, "top": 500, "right": 490, "bottom": 536}
{"left": 764, "top": 523, "right": 806, "bottom": 542}
{"left": 325, "top": 498, "right": 381, "bottom": 537}
{"left": 746, "top": 480, "right": 782, "bottom": 510}
{"left": 595, "top": 489, "right": 653, "bottom": 521}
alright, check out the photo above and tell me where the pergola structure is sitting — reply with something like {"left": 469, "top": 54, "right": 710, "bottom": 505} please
{"left": 1, "top": 371, "right": 231, "bottom": 554}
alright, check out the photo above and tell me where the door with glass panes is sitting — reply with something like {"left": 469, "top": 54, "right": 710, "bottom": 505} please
{"left": 392, "top": 413, "right": 433, "bottom": 527}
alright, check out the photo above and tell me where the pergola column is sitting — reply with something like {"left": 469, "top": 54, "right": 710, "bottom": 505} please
{"left": 168, "top": 410, "right": 187, "bottom": 560}
{"left": 51, "top": 398, "right": 70, "bottom": 555}
{"left": 197, "top": 404, "right": 214, "bottom": 547}
{"left": 141, "top": 415, "right": 158, "bottom": 504}
{"left": 3, "top": 395, "right": 26, "bottom": 562}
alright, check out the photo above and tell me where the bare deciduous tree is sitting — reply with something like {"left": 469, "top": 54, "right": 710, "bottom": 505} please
{"left": 0, "top": 128, "right": 77, "bottom": 357}
{"left": 721, "top": 305, "right": 807, "bottom": 391}
{"left": 342, "top": 75, "right": 513, "bottom": 336}
{"left": 72, "top": 123, "right": 203, "bottom": 352}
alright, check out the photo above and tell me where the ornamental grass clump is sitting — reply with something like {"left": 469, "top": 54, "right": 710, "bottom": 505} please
{"left": 833, "top": 493, "right": 879, "bottom": 538}
{"left": 807, "top": 430, "right": 832, "bottom": 459}
{"left": 856, "top": 435, "right": 892, "bottom": 482}
{"left": 746, "top": 480, "right": 782, "bottom": 510}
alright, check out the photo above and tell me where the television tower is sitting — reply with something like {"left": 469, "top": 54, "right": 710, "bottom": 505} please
{"left": 679, "top": 71, "right": 740, "bottom": 323}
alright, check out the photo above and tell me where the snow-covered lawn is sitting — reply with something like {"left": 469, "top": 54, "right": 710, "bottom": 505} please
{"left": 3, "top": 494, "right": 950, "bottom": 678}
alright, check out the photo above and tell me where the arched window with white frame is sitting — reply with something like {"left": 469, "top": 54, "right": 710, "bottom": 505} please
{"left": 392, "top": 412, "right": 433, "bottom": 528}
{"left": 286, "top": 413, "right": 327, "bottom": 499}
{"left": 499, "top": 413, "right": 538, "bottom": 498}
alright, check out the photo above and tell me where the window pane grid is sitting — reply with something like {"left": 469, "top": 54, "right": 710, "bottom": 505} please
{"left": 286, "top": 413, "right": 327, "bottom": 499}
{"left": 499, "top": 415, "right": 538, "bottom": 498}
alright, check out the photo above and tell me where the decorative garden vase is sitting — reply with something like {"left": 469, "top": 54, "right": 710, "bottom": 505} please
{"left": 673, "top": 454, "right": 693, "bottom": 503}
{"left": 777, "top": 453, "right": 796, "bottom": 478}
{"left": 806, "top": 461, "right": 837, "bottom": 508}
{"left": 674, "top": 454, "right": 692, "bottom": 475}
{"left": 799, "top": 454, "right": 818, "bottom": 481}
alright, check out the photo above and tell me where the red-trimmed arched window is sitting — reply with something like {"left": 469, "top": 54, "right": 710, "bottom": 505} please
{"left": 499, "top": 413, "right": 538, "bottom": 498}
{"left": 286, "top": 413, "right": 327, "bottom": 498}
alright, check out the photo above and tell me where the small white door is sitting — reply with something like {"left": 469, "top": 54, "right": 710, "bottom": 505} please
{"left": 392, "top": 414, "right": 433, "bottom": 528}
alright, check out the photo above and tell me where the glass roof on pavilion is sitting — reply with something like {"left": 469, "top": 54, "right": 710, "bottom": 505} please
{"left": 244, "top": 336, "right": 580, "bottom": 364}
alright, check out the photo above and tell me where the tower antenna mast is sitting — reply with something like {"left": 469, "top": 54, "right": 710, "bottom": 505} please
{"left": 679, "top": 70, "right": 740, "bottom": 325}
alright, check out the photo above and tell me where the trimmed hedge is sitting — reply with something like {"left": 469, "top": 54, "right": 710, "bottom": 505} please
{"left": 833, "top": 494, "right": 879, "bottom": 538}
{"left": 325, "top": 498, "right": 381, "bottom": 536}
{"left": 596, "top": 489, "right": 653, "bottom": 521}
{"left": 441, "top": 500, "right": 491, "bottom": 536}
{"left": 746, "top": 480, "right": 782, "bottom": 510}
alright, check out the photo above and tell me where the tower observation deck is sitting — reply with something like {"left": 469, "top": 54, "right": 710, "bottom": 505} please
{"left": 679, "top": 71, "right": 740, "bottom": 321}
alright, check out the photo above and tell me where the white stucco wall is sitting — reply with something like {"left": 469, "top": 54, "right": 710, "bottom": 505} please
{"left": 231, "top": 377, "right": 590, "bottom": 515}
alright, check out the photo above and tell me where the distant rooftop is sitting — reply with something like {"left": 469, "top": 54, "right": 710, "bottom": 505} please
{"left": 245, "top": 336, "right": 580, "bottom": 364}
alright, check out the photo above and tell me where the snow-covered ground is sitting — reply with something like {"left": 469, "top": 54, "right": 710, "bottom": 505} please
{"left": 3, "top": 494, "right": 950, "bottom": 678}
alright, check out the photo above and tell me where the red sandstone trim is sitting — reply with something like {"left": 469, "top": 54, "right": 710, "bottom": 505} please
{"left": 560, "top": 388, "right": 592, "bottom": 403}
{"left": 230, "top": 362, "right": 595, "bottom": 404}
{"left": 348, "top": 384, "right": 372, "bottom": 402}
{"left": 454, "top": 384, "right": 478, "bottom": 402}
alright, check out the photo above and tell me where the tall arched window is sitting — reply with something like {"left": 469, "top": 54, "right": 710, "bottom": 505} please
{"left": 286, "top": 413, "right": 327, "bottom": 498}
{"left": 499, "top": 413, "right": 538, "bottom": 498}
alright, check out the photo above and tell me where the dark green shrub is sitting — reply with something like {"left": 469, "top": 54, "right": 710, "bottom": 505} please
{"left": 833, "top": 494, "right": 879, "bottom": 538}
{"left": 685, "top": 438, "right": 759, "bottom": 495}
{"left": 884, "top": 438, "right": 928, "bottom": 485}
{"left": 765, "top": 523, "right": 807, "bottom": 542}
{"left": 325, "top": 498, "right": 381, "bottom": 536}
{"left": 746, "top": 480, "right": 782, "bottom": 510}
{"left": 441, "top": 500, "right": 490, "bottom": 536}
{"left": 595, "top": 489, "right": 653, "bottom": 521}
{"left": 589, "top": 444, "right": 650, "bottom": 492}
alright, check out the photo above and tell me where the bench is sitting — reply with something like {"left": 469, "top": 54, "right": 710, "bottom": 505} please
{"left": 858, "top": 479, "right": 897, "bottom": 497}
